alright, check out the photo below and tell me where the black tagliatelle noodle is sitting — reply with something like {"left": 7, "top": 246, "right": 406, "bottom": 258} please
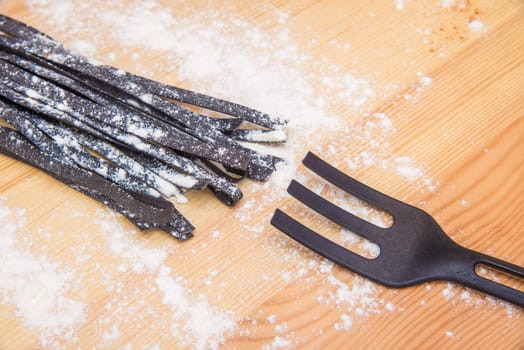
{"left": 0, "top": 14, "right": 288, "bottom": 240}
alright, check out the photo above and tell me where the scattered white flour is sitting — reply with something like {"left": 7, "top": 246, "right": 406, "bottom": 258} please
{"left": 25, "top": 0, "right": 72, "bottom": 25}
{"left": 442, "top": 282, "right": 456, "bottom": 300}
{"left": 468, "top": 19, "right": 485, "bottom": 32}
{"left": 87, "top": 210, "right": 238, "bottom": 349}
{"left": 96, "top": 210, "right": 167, "bottom": 273}
{"left": 275, "top": 322, "right": 289, "bottom": 333}
{"left": 340, "top": 229, "right": 361, "bottom": 245}
{"left": 0, "top": 199, "right": 85, "bottom": 348}
{"left": 359, "top": 239, "right": 381, "bottom": 258}
{"left": 334, "top": 313, "right": 353, "bottom": 331}
{"left": 394, "top": 156, "right": 425, "bottom": 182}
{"left": 341, "top": 114, "right": 437, "bottom": 192}
{"left": 440, "top": 282, "right": 515, "bottom": 316}
{"left": 385, "top": 302, "right": 395, "bottom": 311}
{"left": 395, "top": 0, "right": 405, "bottom": 11}
{"left": 419, "top": 75, "right": 433, "bottom": 86}
{"left": 460, "top": 290, "right": 471, "bottom": 301}
{"left": 440, "top": 0, "right": 456, "bottom": 8}
{"left": 69, "top": 39, "right": 97, "bottom": 57}
{"left": 101, "top": 324, "right": 121, "bottom": 345}
{"left": 319, "top": 259, "right": 383, "bottom": 317}
{"left": 156, "top": 266, "right": 236, "bottom": 350}
{"left": 262, "top": 335, "right": 292, "bottom": 350}
{"left": 336, "top": 74, "right": 376, "bottom": 108}
{"left": 267, "top": 314, "right": 278, "bottom": 324}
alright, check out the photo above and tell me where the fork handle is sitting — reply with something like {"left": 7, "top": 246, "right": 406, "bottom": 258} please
{"left": 449, "top": 247, "right": 524, "bottom": 307}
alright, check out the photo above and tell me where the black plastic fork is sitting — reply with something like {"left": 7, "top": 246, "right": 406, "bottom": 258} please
{"left": 271, "top": 152, "right": 524, "bottom": 307}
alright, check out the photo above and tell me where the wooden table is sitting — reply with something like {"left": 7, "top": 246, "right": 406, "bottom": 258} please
{"left": 0, "top": 0, "right": 522, "bottom": 349}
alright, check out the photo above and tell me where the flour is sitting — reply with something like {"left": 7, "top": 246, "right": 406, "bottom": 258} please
{"left": 156, "top": 266, "right": 236, "bottom": 350}
{"left": 0, "top": 199, "right": 85, "bottom": 348}
{"left": 440, "top": 0, "right": 456, "bottom": 8}
{"left": 334, "top": 314, "right": 353, "bottom": 331}
{"left": 440, "top": 280, "right": 516, "bottom": 316}
{"left": 262, "top": 335, "right": 292, "bottom": 350}
{"left": 87, "top": 210, "right": 237, "bottom": 349}
{"left": 341, "top": 113, "right": 438, "bottom": 192}
{"left": 319, "top": 259, "right": 384, "bottom": 317}
{"left": 395, "top": 0, "right": 405, "bottom": 11}
{"left": 96, "top": 210, "right": 167, "bottom": 273}
{"left": 101, "top": 324, "right": 120, "bottom": 345}
{"left": 418, "top": 75, "right": 433, "bottom": 86}
{"left": 266, "top": 314, "right": 278, "bottom": 324}
{"left": 468, "top": 19, "right": 485, "bottom": 32}
{"left": 69, "top": 39, "right": 97, "bottom": 57}
{"left": 394, "top": 156, "right": 425, "bottom": 181}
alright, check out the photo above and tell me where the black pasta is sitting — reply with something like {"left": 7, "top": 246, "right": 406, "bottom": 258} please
{"left": 0, "top": 14, "right": 287, "bottom": 239}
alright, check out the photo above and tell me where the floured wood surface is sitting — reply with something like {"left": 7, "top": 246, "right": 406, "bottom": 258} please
{"left": 0, "top": 0, "right": 522, "bottom": 349}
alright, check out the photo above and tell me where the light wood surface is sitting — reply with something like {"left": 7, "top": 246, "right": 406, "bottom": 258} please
{"left": 0, "top": 1, "right": 523, "bottom": 349}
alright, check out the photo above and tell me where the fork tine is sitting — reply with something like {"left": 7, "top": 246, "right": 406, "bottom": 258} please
{"left": 287, "top": 180, "right": 385, "bottom": 242}
{"left": 303, "top": 152, "right": 407, "bottom": 216}
{"left": 271, "top": 209, "right": 380, "bottom": 280}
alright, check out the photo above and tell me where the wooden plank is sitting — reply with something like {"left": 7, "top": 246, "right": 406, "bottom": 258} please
{"left": 0, "top": 0, "right": 522, "bottom": 349}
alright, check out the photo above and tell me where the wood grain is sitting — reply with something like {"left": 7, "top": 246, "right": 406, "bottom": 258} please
{"left": 0, "top": 0, "right": 522, "bottom": 349}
